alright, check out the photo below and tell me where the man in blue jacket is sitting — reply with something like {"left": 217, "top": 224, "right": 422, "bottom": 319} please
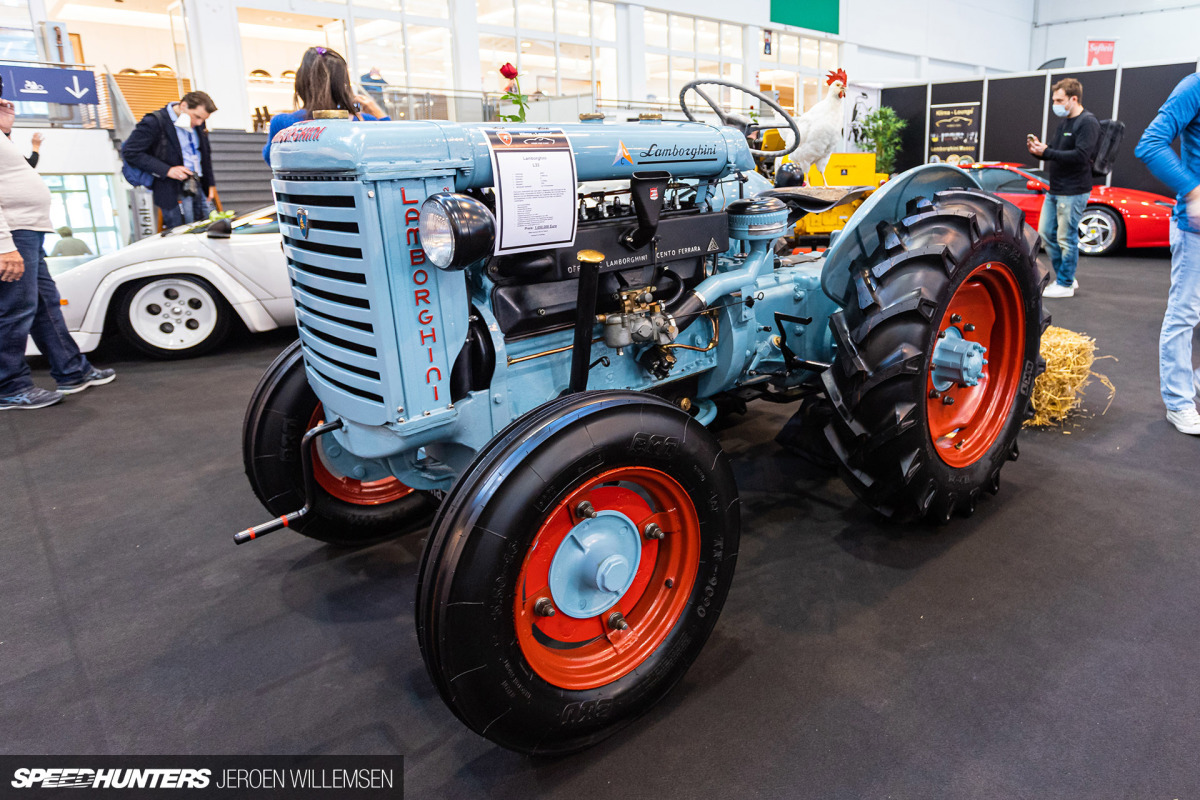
{"left": 1135, "top": 73, "right": 1200, "bottom": 436}
{"left": 121, "top": 92, "right": 218, "bottom": 229}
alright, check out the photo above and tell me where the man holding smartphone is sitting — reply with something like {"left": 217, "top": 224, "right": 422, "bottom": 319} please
{"left": 121, "top": 91, "right": 219, "bottom": 229}
{"left": 1027, "top": 77, "right": 1101, "bottom": 298}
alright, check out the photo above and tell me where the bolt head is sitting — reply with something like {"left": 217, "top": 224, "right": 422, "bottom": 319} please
{"left": 943, "top": 395, "right": 955, "bottom": 405}
{"left": 534, "top": 598, "right": 556, "bottom": 617}
{"left": 576, "top": 500, "right": 597, "bottom": 519}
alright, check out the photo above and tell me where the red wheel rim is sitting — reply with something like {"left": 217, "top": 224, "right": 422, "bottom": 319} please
{"left": 308, "top": 405, "right": 415, "bottom": 505}
{"left": 927, "top": 262, "right": 1026, "bottom": 468}
{"left": 514, "top": 467, "right": 701, "bottom": 691}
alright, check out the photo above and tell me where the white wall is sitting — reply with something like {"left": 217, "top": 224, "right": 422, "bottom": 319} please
{"left": 1032, "top": 0, "right": 1200, "bottom": 68}
{"left": 842, "top": 0, "right": 1035, "bottom": 81}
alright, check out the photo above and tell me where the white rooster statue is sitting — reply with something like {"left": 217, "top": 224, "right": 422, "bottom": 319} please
{"left": 785, "top": 68, "right": 848, "bottom": 185}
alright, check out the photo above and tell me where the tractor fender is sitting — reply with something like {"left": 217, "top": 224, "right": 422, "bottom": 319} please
{"left": 820, "top": 164, "right": 982, "bottom": 308}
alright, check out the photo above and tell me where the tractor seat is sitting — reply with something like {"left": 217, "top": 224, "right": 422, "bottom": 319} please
{"left": 755, "top": 186, "right": 872, "bottom": 225}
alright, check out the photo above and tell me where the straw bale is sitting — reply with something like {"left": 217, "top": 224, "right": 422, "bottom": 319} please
{"left": 1025, "top": 325, "right": 1115, "bottom": 427}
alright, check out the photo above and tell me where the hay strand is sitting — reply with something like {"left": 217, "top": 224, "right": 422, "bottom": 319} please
{"left": 1025, "top": 325, "right": 1116, "bottom": 428}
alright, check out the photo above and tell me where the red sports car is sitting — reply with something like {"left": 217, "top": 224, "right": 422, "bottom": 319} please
{"left": 961, "top": 162, "right": 1175, "bottom": 255}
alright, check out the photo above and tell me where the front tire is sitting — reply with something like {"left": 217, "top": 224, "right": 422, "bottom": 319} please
{"left": 823, "top": 189, "right": 1050, "bottom": 522}
{"left": 416, "top": 391, "right": 740, "bottom": 755}
{"left": 242, "top": 340, "right": 437, "bottom": 546}
{"left": 117, "top": 276, "right": 231, "bottom": 358}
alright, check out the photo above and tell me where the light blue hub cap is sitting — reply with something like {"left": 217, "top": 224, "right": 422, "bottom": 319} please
{"left": 931, "top": 326, "right": 988, "bottom": 392}
{"left": 549, "top": 510, "right": 643, "bottom": 619}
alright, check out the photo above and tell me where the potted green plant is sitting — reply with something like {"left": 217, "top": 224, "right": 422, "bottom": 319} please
{"left": 859, "top": 106, "right": 906, "bottom": 175}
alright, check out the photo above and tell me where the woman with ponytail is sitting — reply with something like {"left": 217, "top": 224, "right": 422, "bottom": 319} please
{"left": 262, "top": 46, "right": 389, "bottom": 163}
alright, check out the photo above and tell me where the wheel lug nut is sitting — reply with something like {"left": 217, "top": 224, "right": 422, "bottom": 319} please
{"left": 643, "top": 523, "right": 664, "bottom": 540}
{"left": 665, "top": 578, "right": 675, "bottom": 588}
{"left": 938, "top": 330, "right": 947, "bottom": 338}
{"left": 534, "top": 598, "right": 556, "bottom": 617}
{"left": 576, "top": 500, "right": 597, "bottom": 519}
{"left": 943, "top": 395, "right": 955, "bottom": 405}
{"left": 950, "top": 313, "right": 962, "bottom": 323}
{"left": 929, "top": 389, "right": 940, "bottom": 399}
{"left": 964, "top": 323, "right": 976, "bottom": 332}
{"left": 607, "top": 611, "right": 629, "bottom": 631}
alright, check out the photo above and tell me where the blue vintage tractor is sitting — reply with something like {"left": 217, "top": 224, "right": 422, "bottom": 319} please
{"left": 239, "top": 82, "right": 1049, "bottom": 755}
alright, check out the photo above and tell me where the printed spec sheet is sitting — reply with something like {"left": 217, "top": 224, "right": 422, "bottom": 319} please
{"left": 485, "top": 129, "right": 578, "bottom": 256}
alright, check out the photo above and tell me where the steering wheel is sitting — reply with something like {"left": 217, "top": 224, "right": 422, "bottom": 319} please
{"left": 679, "top": 79, "right": 800, "bottom": 158}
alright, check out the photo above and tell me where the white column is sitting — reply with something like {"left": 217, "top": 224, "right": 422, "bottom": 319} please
{"left": 620, "top": 4, "right": 645, "bottom": 103}
{"left": 743, "top": 25, "right": 761, "bottom": 90}
{"left": 449, "top": 0, "right": 484, "bottom": 93}
{"left": 183, "top": 0, "right": 249, "bottom": 130}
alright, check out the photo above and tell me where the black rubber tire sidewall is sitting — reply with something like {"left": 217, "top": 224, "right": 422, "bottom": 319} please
{"left": 825, "top": 190, "right": 1048, "bottom": 522}
{"left": 117, "top": 275, "right": 231, "bottom": 359}
{"left": 417, "top": 391, "right": 740, "bottom": 756}
{"left": 242, "top": 340, "right": 436, "bottom": 546}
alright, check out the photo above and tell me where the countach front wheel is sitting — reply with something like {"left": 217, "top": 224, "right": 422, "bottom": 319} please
{"left": 242, "top": 340, "right": 437, "bottom": 546}
{"left": 416, "top": 391, "right": 740, "bottom": 755}
{"left": 117, "top": 276, "right": 231, "bottom": 358}
{"left": 823, "top": 189, "right": 1051, "bottom": 522}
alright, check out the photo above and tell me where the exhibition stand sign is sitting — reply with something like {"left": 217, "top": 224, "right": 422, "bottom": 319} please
{"left": 928, "top": 101, "right": 980, "bottom": 164}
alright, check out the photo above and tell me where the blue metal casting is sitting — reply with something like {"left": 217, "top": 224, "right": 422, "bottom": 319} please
{"left": 931, "top": 327, "right": 989, "bottom": 392}
{"left": 548, "top": 510, "right": 643, "bottom": 619}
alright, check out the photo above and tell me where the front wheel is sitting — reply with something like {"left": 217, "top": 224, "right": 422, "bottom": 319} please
{"left": 823, "top": 189, "right": 1051, "bottom": 522}
{"left": 117, "top": 276, "right": 231, "bottom": 358}
{"left": 1077, "top": 205, "right": 1123, "bottom": 256}
{"left": 416, "top": 391, "right": 740, "bottom": 755}
{"left": 242, "top": 340, "right": 437, "bottom": 546}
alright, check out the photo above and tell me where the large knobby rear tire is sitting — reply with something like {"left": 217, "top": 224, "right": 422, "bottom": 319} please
{"left": 242, "top": 340, "right": 437, "bottom": 546}
{"left": 416, "top": 391, "right": 740, "bottom": 755}
{"left": 823, "top": 189, "right": 1051, "bottom": 523}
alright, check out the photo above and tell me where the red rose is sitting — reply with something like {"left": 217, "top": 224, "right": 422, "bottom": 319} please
{"left": 499, "top": 62, "right": 518, "bottom": 80}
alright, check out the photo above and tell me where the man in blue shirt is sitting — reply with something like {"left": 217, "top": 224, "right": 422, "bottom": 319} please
{"left": 122, "top": 91, "right": 218, "bottom": 229}
{"left": 1135, "top": 73, "right": 1200, "bottom": 435}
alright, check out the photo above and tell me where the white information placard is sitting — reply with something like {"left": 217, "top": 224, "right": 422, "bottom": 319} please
{"left": 485, "top": 128, "right": 578, "bottom": 256}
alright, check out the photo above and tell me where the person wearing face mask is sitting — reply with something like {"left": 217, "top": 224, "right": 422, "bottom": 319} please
{"left": 121, "top": 91, "right": 219, "bottom": 229}
{"left": 1027, "top": 77, "right": 1101, "bottom": 298}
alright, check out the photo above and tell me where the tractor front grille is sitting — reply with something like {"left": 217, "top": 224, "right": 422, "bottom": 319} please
{"left": 274, "top": 177, "right": 391, "bottom": 420}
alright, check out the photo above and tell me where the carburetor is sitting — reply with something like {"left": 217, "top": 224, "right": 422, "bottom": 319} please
{"left": 600, "top": 285, "right": 678, "bottom": 349}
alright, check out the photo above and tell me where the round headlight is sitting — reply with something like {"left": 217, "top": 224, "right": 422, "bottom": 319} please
{"left": 418, "top": 193, "right": 496, "bottom": 270}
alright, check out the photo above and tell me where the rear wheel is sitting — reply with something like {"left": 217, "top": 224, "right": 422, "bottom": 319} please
{"left": 1077, "top": 205, "right": 1123, "bottom": 256}
{"left": 823, "top": 189, "right": 1050, "bottom": 522}
{"left": 242, "top": 340, "right": 437, "bottom": 546}
{"left": 416, "top": 391, "right": 740, "bottom": 755}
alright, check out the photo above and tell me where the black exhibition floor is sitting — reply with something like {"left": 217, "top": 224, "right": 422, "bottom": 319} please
{"left": 3, "top": 249, "right": 1198, "bottom": 799}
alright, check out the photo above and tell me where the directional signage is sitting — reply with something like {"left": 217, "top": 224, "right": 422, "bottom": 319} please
{"left": 1, "top": 65, "right": 97, "bottom": 105}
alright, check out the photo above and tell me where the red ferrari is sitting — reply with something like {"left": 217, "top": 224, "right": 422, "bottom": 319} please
{"left": 961, "top": 162, "right": 1175, "bottom": 255}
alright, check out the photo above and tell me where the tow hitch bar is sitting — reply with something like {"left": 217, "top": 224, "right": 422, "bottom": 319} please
{"left": 234, "top": 418, "right": 343, "bottom": 545}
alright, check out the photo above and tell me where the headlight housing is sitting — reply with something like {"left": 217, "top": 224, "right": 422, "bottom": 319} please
{"left": 418, "top": 193, "right": 496, "bottom": 270}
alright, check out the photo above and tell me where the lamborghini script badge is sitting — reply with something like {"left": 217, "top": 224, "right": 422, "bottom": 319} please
{"left": 297, "top": 208, "right": 310, "bottom": 239}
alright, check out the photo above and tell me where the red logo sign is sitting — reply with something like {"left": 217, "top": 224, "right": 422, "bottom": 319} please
{"left": 498, "top": 131, "right": 512, "bottom": 146}
{"left": 1086, "top": 40, "right": 1116, "bottom": 66}
{"left": 650, "top": 187, "right": 659, "bottom": 200}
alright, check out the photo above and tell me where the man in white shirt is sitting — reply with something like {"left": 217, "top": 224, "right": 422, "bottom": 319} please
{"left": 0, "top": 78, "right": 114, "bottom": 410}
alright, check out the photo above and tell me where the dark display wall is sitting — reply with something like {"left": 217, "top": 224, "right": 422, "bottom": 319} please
{"left": 881, "top": 62, "right": 1197, "bottom": 194}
